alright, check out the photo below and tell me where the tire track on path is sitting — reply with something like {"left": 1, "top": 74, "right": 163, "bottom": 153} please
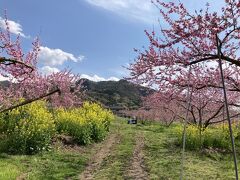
{"left": 79, "top": 133, "right": 119, "bottom": 180}
{"left": 126, "top": 133, "right": 149, "bottom": 180}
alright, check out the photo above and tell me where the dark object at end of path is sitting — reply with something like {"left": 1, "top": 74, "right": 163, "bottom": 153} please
{"left": 128, "top": 119, "right": 137, "bottom": 124}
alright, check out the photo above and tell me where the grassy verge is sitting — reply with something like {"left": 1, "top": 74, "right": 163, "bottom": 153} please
{"left": 140, "top": 122, "right": 239, "bottom": 179}
{"left": 0, "top": 138, "right": 105, "bottom": 180}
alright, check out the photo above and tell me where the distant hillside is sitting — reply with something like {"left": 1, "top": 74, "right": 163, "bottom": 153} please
{"left": 81, "top": 79, "right": 154, "bottom": 110}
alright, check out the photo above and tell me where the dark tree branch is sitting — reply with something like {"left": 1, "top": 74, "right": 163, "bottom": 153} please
{"left": 0, "top": 88, "right": 60, "bottom": 113}
{"left": 204, "top": 104, "right": 224, "bottom": 128}
{"left": 208, "top": 112, "right": 240, "bottom": 125}
{"left": 0, "top": 57, "right": 34, "bottom": 71}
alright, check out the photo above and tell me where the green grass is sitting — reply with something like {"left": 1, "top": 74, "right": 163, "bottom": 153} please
{"left": 94, "top": 118, "right": 136, "bottom": 179}
{"left": 0, "top": 155, "right": 23, "bottom": 180}
{"left": 0, "top": 118, "right": 240, "bottom": 179}
{"left": 138, "top": 122, "right": 238, "bottom": 179}
{"left": 0, "top": 145, "right": 92, "bottom": 179}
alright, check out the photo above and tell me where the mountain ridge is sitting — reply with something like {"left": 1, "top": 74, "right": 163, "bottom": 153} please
{"left": 81, "top": 79, "right": 154, "bottom": 110}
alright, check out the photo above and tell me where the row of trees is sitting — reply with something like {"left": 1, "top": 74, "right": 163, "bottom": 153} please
{"left": 128, "top": 0, "right": 240, "bottom": 130}
{"left": 128, "top": 1, "right": 240, "bottom": 177}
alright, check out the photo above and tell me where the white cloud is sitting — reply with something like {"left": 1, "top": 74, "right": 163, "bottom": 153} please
{"left": 108, "top": 76, "right": 120, "bottom": 81}
{"left": 84, "top": 0, "right": 158, "bottom": 24}
{"left": 80, "top": 74, "right": 120, "bottom": 82}
{"left": 0, "top": 17, "right": 27, "bottom": 38}
{"left": 40, "top": 66, "right": 60, "bottom": 75}
{"left": 0, "top": 75, "right": 10, "bottom": 81}
{"left": 85, "top": 0, "right": 227, "bottom": 24}
{"left": 78, "top": 55, "right": 85, "bottom": 61}
{"left": 38, "top": 46, "right": 84, "bottom": 66}
{"left": 0, "top": 74, "right": 18, "bottom": 83}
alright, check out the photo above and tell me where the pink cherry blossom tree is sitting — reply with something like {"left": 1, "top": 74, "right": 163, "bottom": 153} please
{"left": 0, "top": 14, "right": 83, "bottom": 111}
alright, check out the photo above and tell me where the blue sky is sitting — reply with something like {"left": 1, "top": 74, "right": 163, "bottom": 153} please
{"left": 0, "top": 0, "right": 225, "bottom": 81}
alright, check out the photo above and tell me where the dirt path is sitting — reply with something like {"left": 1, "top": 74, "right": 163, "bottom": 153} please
{"left": 79, "top": 133, "right": 119, "bottom": 180}
{"left": 16, "top": 173, "right": 27, "bottom": 180}
{"left": 126, "top": 133, "right": 149, "bottom": 180}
